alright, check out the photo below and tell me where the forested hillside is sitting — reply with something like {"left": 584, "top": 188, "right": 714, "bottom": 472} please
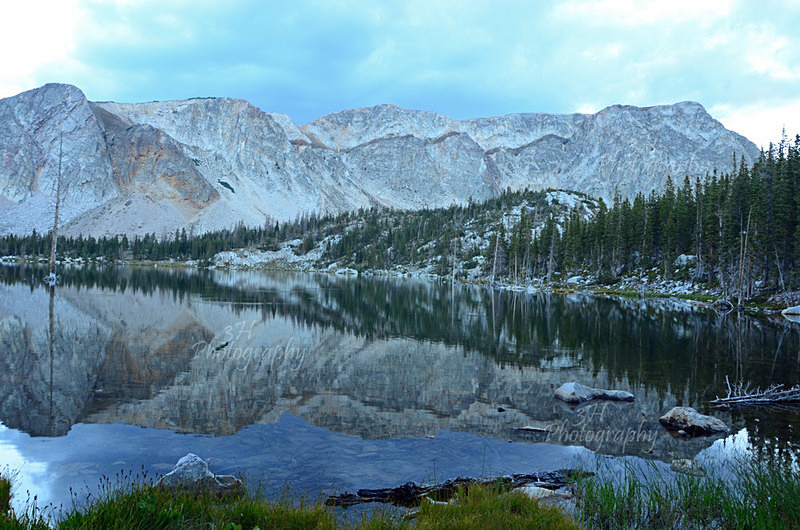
{"left": 535, "top": 136, "right": 800, "bottom": 301}
{"left": 2, "top": 135, "right": 798, "bottom": 302}
{"left": 0, "top": 187, "right": 596, "bottom": 276}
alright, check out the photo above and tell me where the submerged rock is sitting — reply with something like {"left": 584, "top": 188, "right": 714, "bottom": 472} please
{"left": 670, "top": 458, "right": 706, "bottom": 477}
{"left": 658, "top": 407, "right": 730, "bottom": 436}
{"left": 554, "top": 382, "right": 635, "bottom": 404}
{"left": 156, "top": 453, "right": 243, "bottom": 497}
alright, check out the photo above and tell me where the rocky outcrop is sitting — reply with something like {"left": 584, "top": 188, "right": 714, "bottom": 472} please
{"left": 554, "top": 382, "right": 635, "bottom": 404}
{"left": 658, "top": 406, "right": 730, "bottom": 436}
{"left": 156, "top": 453, "right": 243, "bottom": 497}
{"left": 0, "top": 83, "right": 759, "bottom": 237}
{"left": 0, "top": 84, "right": 117, "bottom": 236}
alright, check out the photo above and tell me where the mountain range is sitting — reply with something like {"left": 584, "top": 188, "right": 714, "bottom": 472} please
{"left": 0, "top": 83, "right": 759, "bottom": 238}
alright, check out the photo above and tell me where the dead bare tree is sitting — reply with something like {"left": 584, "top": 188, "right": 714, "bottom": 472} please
{"left": 45, "top": 134, "right": 63, "bottom": 287}
{"left": 712, "top": 375, "right": 800, "bottom": 407}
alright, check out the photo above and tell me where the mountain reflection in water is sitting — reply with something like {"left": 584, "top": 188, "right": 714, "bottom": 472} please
{"left": 1, "top": 264, "right": 799, "bottom": 508}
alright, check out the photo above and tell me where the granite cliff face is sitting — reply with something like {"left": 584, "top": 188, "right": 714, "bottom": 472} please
{"left": 0, "top": 84, "right": 759, "bottom": 237}
{"left": 0, "top": 84, "right": 116, "bottom": 236}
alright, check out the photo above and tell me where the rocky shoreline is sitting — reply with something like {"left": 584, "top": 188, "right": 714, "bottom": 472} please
{"left": 3, "top": 251, "right": 794, "bottom": 320}
{"left": 196, "top": 258, "right": 796, "bottom": 319}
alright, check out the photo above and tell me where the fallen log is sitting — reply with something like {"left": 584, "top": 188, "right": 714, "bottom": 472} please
{"left": 324, "top": 469, "right": 589, "bottom": 508}
{"left": 712, "top": 376, "right": 800, "bottom": 407}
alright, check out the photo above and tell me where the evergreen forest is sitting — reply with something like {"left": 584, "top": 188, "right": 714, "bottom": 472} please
{"left": 2, "top": 135, "right": 799, "bottom": 302}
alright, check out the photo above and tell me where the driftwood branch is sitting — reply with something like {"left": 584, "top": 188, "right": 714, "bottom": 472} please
{"left": 325, "top": 469, "right": 589, "bottom": 508}
{"left": 712, "top": 375, "right": 800, "bottom": 406}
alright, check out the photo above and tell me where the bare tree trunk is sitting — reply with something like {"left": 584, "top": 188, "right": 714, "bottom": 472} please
{"left": 775, "top": 247, "right": 787, "bottom": 305}
{"left": 491, "top": 231, "right": 499, "bottom": 283}
{"left": 547, "top": 228, "right": 556, "bottom": 284}
{"left": 48, "top": 281, "right": 56, "bottom": 435}
{"left": 737, "top": 209, "right": 751, "bottom": 305}
{"left": 46, "top": 135, "right": 62, "bottom": 287}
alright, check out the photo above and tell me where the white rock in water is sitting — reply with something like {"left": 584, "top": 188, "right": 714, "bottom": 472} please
{"left": 554, "top": 382, "right": 635, "bottom": 404}
{"left": 659, "top": 406, "right": 730, "bottom": 436}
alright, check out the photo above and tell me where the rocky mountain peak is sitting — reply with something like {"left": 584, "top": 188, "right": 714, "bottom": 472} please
{"left": 0, "top": 83, "right": 115, "bottom": 235}
{"left": 0, "top": 84, "right": 760, "bottom": 238}
{"left": 301, "top": 103, "right": 457, "bottom": 150}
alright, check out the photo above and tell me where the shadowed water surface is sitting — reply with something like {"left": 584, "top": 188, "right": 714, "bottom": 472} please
{"left": 1, "top": 264, "right": 799, "bottom": 512}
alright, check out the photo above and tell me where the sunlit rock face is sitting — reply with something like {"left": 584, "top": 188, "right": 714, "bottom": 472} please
{"left": 1, "top": 84, "right": 758, "bottom": 237}
{"left": 0, "top": 84, "right": 117, "bottom": 236}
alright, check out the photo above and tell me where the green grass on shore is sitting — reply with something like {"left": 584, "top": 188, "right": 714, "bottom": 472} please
{"left": 573, "top": 457, "right": 800, "bottom": 529}
{"left": 413, "top": 484, "right": 579, "bottom": 530}
{"left": 0, "top": 472, "right": 577, "bottom": 530}
{"left": 1, "top": 473, "right": 49, "bottom": 529}
{"left": 2, "top": 455, "right": 799, "bottom": 529}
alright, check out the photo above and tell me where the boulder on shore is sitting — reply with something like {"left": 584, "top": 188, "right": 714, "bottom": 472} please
{"left": 658, "top": 407, "right": 730, "bottom": 436}
{"left": 554, "top": 382, "right": 635, "bottom": 404}
{"left": 156, "top": 453, "right": 244, "bottom": 497}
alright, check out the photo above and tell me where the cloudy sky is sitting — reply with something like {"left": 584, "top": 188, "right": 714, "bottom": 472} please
{"left": 2, "top": 0, "right": 799, "bottom": 148}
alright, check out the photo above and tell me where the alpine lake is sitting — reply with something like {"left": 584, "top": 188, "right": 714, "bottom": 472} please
{"left": 1, "top": 264, "right": 799, "bottom": 515}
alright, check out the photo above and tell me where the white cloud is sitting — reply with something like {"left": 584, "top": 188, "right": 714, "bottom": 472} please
{"left": 0, "top": 0, "right": 82, "bottom": 98}
{"left": 581, "top": 43, "right": 623, "bottom": 60}
{"left": 1, "top": 0, "right": 798, "bottom": 141}
{"left": 712, "top": 100, "right": 800, "bottom": 149}
{"left": 745, "top": 33, "right": 799, "bottom": 81}
{"left": 552, "top": 0, "right": 732, "bottom": 26}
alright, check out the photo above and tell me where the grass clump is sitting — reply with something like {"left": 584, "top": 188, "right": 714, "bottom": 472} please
{"left": 721, "top": 458, "right": 800, "bottom": 528}
{"left": 574, "top": 456, "right": 800, "bottom": 529}
{"left": 57, "top": 472, "right": 337, "bottom": 529}
{"left": 1, "top": 476, "right": 11, "bottom": 516}
{"left": 0, "top": 473, "right": 50, "bottom": 530}
{"left": 575, "top": 467, "right": 726, "bottom": 528}
{"left": 57, "top": 480, "right": 578, "bottom": 529}
{"left": 412, "top": 483, "right": 579, "bottom": 530}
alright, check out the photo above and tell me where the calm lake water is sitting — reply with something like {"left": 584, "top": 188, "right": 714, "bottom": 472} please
{"left": 1, "top": 264, "right": 799, "bottom": 513}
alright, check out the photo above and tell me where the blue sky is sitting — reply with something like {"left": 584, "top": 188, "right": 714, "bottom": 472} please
{"left": 2, "top": 0, "right": 799, "bottom": 148}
